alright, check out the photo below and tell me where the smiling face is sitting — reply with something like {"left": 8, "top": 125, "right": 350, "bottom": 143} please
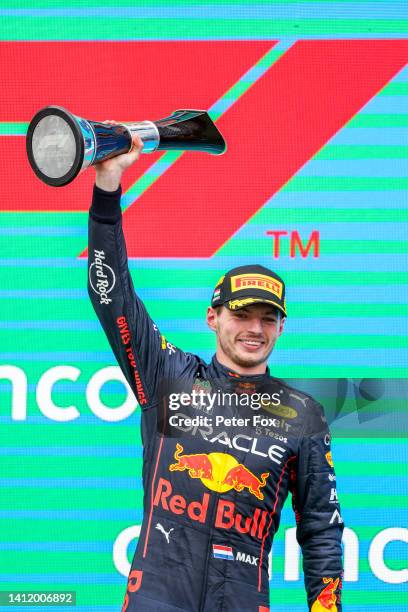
{"left": 206, "top": 303, "right": 285, "bottom": 375}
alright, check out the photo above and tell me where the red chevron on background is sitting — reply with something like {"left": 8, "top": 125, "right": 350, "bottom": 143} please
{"left": 118, "top": 39, "right": 408, "bottom": 258}
{"left": 1, "top": 41, "right": 272, "bottom": 211}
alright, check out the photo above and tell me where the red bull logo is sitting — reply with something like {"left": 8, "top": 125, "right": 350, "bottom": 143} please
{"left": 311, "top": 577, "right": 339, "bottom": 611}
{"left": 153, "top": 477, "right": 269, "bottom": 539}
{"left": 169, "top": 443, "right": 213, "bottom": 479}
{"left": 325, "top": 451, "right": 334, "bottom": 468}
{"left": 169, "top": 444, "right": 269, "bottom": 500}
{"left": 221, "top": 464, "right": 269, "bottom": 501}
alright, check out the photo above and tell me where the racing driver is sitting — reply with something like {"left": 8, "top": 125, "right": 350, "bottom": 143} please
{"left": 87, "top": 131, "right": 344, "bottom": 611}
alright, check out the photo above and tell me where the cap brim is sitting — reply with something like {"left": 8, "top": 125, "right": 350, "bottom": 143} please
{"left": 225, "top": 297, "right": 286, "bottom": 316}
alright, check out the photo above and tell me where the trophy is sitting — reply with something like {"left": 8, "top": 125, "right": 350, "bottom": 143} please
{"left": 26, "top": 105, "right": 227, "bottom": 187}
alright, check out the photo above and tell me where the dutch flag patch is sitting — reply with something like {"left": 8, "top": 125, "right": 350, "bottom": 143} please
{"left": 213, "top": 545, "right": 234, "bottom": 560}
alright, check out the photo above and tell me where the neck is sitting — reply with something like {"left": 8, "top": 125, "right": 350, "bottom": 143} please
{"left": 215, "top": 349, "right": 268, "bottom": 376}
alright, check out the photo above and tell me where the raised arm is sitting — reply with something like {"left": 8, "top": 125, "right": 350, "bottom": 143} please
{"left": 87, "top": 129, "right": 169, "bottom": 408}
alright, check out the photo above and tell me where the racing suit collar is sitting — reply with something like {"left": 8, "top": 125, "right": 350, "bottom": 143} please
{"left": 210, "top": 354, "right": 270, "bottom": 383}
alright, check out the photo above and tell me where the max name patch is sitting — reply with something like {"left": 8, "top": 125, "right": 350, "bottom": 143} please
{"left": 231, "top": 274, "right": 282, "bottom": 298}
{"left": 212, "top": 545, "right": 258, "bottom": 565}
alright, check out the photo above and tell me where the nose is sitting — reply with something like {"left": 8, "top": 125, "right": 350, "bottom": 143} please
{"left": 246, "top": 317, "right": 263, "bottom": 335}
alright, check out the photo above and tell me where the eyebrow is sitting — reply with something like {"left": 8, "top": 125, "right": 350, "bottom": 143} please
{"left": 238, "top": 308, "right": 278, "bottom": 316}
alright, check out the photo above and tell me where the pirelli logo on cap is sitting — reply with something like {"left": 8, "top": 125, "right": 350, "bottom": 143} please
{"left": 230, "top": 274, "right": 283, "bottom": 298}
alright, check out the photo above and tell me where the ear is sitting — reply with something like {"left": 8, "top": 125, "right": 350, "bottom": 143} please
{"left": 277, "top": 316, "right": 285, "bottom": 337}
{"left": 206, "top": 306, "right": 218, "bottom": 332}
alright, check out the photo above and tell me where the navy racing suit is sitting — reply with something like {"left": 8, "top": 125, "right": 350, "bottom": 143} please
{"left": 88, "top": 185, "right": 344, "bottom": 612}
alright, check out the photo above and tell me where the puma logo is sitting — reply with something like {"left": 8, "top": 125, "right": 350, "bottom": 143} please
{"left": 155, "top": 523, "right": 174, "bottom": 543}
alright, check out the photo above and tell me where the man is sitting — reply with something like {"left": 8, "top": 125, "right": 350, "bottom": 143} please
{"left": 88, "top": 132, "right": 344, "bottom": 611}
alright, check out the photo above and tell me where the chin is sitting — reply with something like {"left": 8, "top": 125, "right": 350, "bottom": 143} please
{"left": 233, "top": 351, "right": 266, "bottom": 368}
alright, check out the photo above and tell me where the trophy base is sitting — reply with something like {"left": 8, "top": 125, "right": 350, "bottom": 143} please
{"left": 26, "top": 106, "right": 86, "bottom": 187}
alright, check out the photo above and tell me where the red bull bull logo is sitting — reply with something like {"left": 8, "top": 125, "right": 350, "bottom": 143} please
{"left": 311, "top": 577, "right": 339, "bottom": 611}
{"left": 221, "top": 464, "right": 269, "bottom": 501}
{"left": 325, "top": 451, "right": 334, "bottom": 468}
{"left": 169, "top": 444, "right": 269, "bottom": 500}
{"left": 169, "top": 443, "right": 214, "bottom": 479}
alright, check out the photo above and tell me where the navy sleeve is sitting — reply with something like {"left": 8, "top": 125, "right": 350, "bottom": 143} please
{"left": 291, "top": 401, "right": 344, "bottom": 611}
{"left": 88, "top": 184, "right": 191, "bottom": 409}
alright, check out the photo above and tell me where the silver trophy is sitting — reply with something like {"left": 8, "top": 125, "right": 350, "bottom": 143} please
{"left": 26, "top": 105, "right": 227, "bottom": 187}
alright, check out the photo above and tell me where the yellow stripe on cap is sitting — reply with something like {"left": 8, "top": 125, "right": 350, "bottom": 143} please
{"left": 228, "top": 297, "right": 286, "bottom": 315}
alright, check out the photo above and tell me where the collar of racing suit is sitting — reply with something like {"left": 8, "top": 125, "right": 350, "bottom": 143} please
{"left": 209, "top": 355, "right": 271, "bottom": 385}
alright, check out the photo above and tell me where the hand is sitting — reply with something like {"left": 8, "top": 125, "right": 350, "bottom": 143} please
{"left": 94, "top": 120, "right": 144, "bottom": 192}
